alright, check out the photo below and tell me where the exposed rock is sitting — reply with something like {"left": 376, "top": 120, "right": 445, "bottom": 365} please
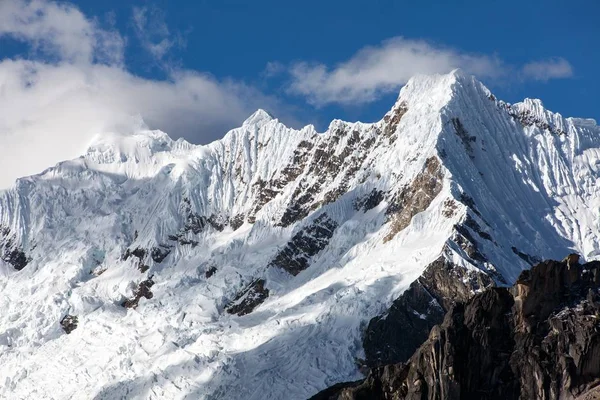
{"left": 123, "top": 247, "right": 146, "bottom": 261}
{"left": 122, "top": 277, "right": 155, "bottom": 309}
{"left": 451, "top": 117, "right": 477, "bottom": 157}
{"left": 249, "top": 179, "right": 279, "bottom": 220}
{"left": 150, "top": 246, "right": 171, "bottom": 263}
{"left": 167, "top": 234, "right": 199, "bottom": 247}
{"left": 383, "top": 102, "right": 408, "bottom": 137}
{"left": 463, "top": 214, "right": 493, "bottom": 241}
{"left": 60, "top": 315, "right": 79, "bottom": 334}
{"left": 278, "top": 125, "right": 377, "bottom": 227}
{"left": 459, "top": 193, "right": 482, "bottom": 217}
{"left": 442, "top": 198, "right": 459, "bottom": 218}
{"left": 225, "top": 279, "right": 269, "bottom": 316}
{"left": 564, "top": 253, "right": 580, "bottom": 267}
{"left": 230, "top": 214, "right": 245, "bottom": 230}
{"left": 384, "top": 157, "right": 443, "bottom": 242}
{"left": 453, "top": 224, "right": 488, "bottom": 263}
{"left": 364, "top": 256, "right": 495, "bottom": 367}
{"left": 354, "top": 189, "right": 384, "bottom": 212}
{"left": 205, "top": 266, "right": 217, "bottom": 278}
{"left": 2, "top": 248, "right": 29, "bottom": 271}
{"left": 363, "top": 277, "right": 445, "bottom": 368}
{"left": 317, "top": 257, "right": 600, "bottom": 400}
{"left": 1, "top": 227, "right": 30, "bottom": 270}
{"left": 180, "top": 197, "right": 226, "bottom": 234}
{"left": 247, "top": 140, "right": 315, "bottom": 223}
{"left": 270, "top": 214, "right": 337, "bottom": 275}
{"left": 123, "top": 247, "right": 150, "bottom": 272}
{"left": 512, "top": 246, "right": 542, "bottom": 266}
{"left": 502, "top": 103, "right": 568, "bottom": 136}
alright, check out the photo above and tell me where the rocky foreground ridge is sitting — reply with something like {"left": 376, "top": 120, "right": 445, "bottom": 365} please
{"left": 314, "top": 254, "right": 600, "bottom": 400}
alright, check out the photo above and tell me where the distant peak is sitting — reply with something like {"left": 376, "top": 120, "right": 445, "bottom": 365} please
{"left": 243, "top": 109, "right": 275, "bottom": 127}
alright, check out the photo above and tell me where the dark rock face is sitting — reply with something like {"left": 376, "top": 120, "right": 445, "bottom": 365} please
{"left": 463, "top": 215, "right": 493, "bottom": 242}
{"left": 363, "top": 275, "right": 445, "bottom": 368}
{"left": 150, "top": 246, "right": 171, "bottom": 263}
{"left": 453, "top": 224, "right": 488, "bottom": 263}
{"left": 278, "top": 123, "right": 379, "bottom": 228}
{"left": 354, "top": 189, "right": 384, "bottom": 212}
{"left": 123, "top": 247, "right": 150, "bottom": 272}
{"left": 1, "top": 226, "right": 29, "bottom": 270}
{"left": 384, "top": 157, "right": 443, "bottom": 242}
{"left": 230, "top": 214, "right": 245, "bottom": 230}
{"left": 383, "top": 102, "right": 408, "bottom": 137}
{"left": 225, "top": 279, "right": 269, "bottom": 316}
{"left": 270, "top": 214, "right": 338, "bottom": 275}
{"left": 60, "top": 315, "right": 79, "bottom": 334}
{"left": 364, "top": 256, "right": 495, "bottom": 367}
{"left": 317, "top": 258, "right": 600, "bottom": 400}
{"left": 451, "top": 117, "right": 477, "bottom": 157}
{"left": 205, "top": 266, "right": 217, "bottom": 278}
{"left": 2, "top": 248, "right": 29, "bottom": 270}
{"left": 501, "top": 103, "right": 567, "bottom": 136}
{"left": 167, "top": 234, "right": 199, "bottom": 247}
{"left": 511, "top": 246, "right": 542, "bottom": 266}
{"left": 122, "top": 277, "right": 155, "bottom": 309}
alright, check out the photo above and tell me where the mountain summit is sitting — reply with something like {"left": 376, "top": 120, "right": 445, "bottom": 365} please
{"left": 1, "top": 71, "right": 599, "bottom": 399}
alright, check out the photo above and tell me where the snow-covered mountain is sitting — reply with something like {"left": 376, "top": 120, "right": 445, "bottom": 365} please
{"left": 1, "top": 70, "right": 599, "bottom": 399}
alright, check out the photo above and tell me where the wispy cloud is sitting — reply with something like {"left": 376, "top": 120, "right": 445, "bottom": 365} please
{"left": 0, "top": 0, "right": 280, "bottom": 188}
{"left": 131, "top": 6, "right": 184, "bottom": 62}
{"left": 273, "top": 37, "right": 574, "bottom": 107}
{"left": 521, "top": 57, "right": 573, "bottom": 82}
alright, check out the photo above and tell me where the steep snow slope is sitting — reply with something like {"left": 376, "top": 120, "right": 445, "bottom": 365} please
{"left": 0, "top": 70, "right": 599, "bottom": 399}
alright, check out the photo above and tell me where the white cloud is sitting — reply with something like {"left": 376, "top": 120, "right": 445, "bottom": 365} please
{"left": 521, "top": 57, "right": 573, "bottom": 82}
{"left": 283, "top": 37, "right": 504, "bottom": 106}
{"left": 0, "top": 0, "right": 124, "bottom": 64}
{"left": 280, "top": 37, "right": 573, "bottom": 107}
{"left": 0, "top": 0, "right": 279, "bottom": 189}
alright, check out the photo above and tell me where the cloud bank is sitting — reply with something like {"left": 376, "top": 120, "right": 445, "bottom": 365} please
{"left": 0, "top": 0, "right": 271, "bottom": 188}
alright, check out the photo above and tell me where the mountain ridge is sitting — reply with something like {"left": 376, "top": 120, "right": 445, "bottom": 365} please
{"left": 1, "top": 71, "right": 599, "bottom": 399}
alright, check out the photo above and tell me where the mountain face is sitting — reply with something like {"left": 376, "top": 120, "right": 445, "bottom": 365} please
{"left": 1, "top": 70, "right": 599, "bottom": 399}
{"left": 314, "top": 255, "right": 600, "bottom": 400}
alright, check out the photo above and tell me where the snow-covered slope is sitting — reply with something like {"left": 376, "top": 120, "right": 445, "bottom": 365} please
{"left": 1, "top": 70, "right": 599, "bottom": 399}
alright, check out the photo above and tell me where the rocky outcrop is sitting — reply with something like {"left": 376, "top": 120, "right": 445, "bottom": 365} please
{"left": 451, "top": 117, "right": 477, "bottom": 157}
{"left": 2, "top": 248, "right": 28, "bottom": 271}
{"left": 60, "top": 315, "right": 79, "bottom": 334}
{"left": 270, "top": 214, "right": 338, "bottom": 276}
{"left": 363, "top": 256, "right": 495, "bottom": 367}
{"left": 225, "top": 279, "right": 269, "bottom": 316}
{"left": 123, "top": 247, "right": 150, "bottom": 273}
{"left": 384, "top": 157, "right": 443, "bottom": 242}
{"left": 354, "top": 189, "right": 385, "bottom": 212}
{"left": 315, "top": 257, "right": 600, "bottom": 400}
{"left": 150, "top": 246, "right": 171, "bottom": 263}
{"left": 1, "top": 226, "right": 29, "bottom": 271}
{"left": 122, "top": 277, "right": 155, "bottom": 309}
{"left": 502, "top": 102, "right": 568, "bottom": 136}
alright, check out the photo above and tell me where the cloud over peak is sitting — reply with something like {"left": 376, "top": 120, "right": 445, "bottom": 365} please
{"left": 0, "top": 0, "right": 275, "bottom": 188}
{"left": 275, "top": 37, "right": 574, "bottom": 107}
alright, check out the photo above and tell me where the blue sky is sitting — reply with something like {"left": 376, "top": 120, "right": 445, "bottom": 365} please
{"left": 0, "top": 0, "right": 597, "bottom": 185}
{"left": 72, "top": 0, "right": 598, "bottom": 126}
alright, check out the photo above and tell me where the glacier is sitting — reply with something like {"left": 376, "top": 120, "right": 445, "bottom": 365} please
{"left": 0, "top": 70, "right": 599, "bottom": 399}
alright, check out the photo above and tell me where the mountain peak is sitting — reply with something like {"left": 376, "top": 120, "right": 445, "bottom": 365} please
{"left": 394, "top": 70, "right": 477, "bottom": 111}
{"left": 243, "top": 109, "right": 275, "bottom": 127}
